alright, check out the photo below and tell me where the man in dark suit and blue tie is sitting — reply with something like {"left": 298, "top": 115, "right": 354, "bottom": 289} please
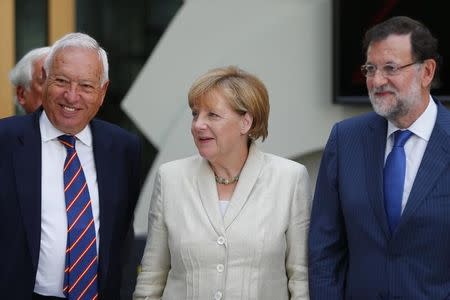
{"left": 308, "top": 16, "right": 450, "bottom": 299}
{"left": 0, "top": 32, "right": 142, "bottom": 299}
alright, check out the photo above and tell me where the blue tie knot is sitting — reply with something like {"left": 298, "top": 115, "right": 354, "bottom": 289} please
{"left": 58, "top": 134, "right": 76, "bottom": 150}
{"left": 393, "top": 130, "right": 413, "bottom": 148}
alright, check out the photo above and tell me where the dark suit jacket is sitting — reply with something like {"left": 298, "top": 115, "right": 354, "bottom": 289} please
{"left": 308, "top": 99, "right": 450, "bottom": 300}
{"left": 0, "top": 109, "right": 142, "bottom": 300}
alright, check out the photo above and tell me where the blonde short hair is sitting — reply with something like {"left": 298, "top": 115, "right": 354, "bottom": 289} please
{"left": 188, "top": 66, "right": 269, "bottom": 142}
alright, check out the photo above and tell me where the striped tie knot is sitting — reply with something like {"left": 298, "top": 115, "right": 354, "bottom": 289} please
{"left": 58, "top": 134, "right": 76, "bottom": 150}
{"left": 58, "top": 134, "right": 98, "bottom": 300}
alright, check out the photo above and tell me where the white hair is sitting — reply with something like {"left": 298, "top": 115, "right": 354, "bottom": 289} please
{"left": 9, "top": 46, "right": 51, "bottom": 89}
{"left": 44, "top": 32, "right": 109, "bottom": 85}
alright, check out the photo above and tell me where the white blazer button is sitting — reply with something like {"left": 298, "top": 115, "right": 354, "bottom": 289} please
{"left": 214, "top": 291, "right": 223, "bottom": 300}
{"left": 217, "top": 236, "right": 226, "bottom": 245}
{"left": 216, "top": 264, "right": 224, "bottom": 272}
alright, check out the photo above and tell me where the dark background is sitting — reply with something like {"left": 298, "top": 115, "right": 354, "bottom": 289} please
{"left": 333, "top": 0, "right": 450, "bottom": 104}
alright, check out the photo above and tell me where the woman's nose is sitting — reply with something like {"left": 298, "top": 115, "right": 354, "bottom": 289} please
{"left": 193, "top": 116, "right": 207, "bottom": 130}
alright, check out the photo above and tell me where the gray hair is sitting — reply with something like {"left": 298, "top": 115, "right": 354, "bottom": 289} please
{"left": 44, "top": 32, "right": 109, "bottom": 85}
{"left": 9, "top": 46, "right": 51, "bottom": 89}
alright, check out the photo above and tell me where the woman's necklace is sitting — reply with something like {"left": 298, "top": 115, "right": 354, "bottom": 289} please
{"left": 214, "top": 173, "right": 240, "bottom": 185}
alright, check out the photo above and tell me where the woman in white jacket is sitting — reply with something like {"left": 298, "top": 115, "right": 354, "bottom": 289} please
{"left": 133, "top": 66, "right": 311, "bottom": 300}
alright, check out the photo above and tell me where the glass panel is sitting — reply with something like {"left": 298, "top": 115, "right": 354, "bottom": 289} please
{"left": 77, "top": 0, "right": 183, "bottom": 180}
{"left": 15, "top": 0, "right": 47, "bottom": 59}
{"left": 14, "top": 0, "right": 47, "bottom": 114}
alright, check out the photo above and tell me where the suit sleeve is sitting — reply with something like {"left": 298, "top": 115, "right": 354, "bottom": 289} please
{"left": 133, "top": 169, "right": 170, "bottom": 300}
{"left": 308, "top": 124, "right": 348, "bottom": 300}
{"left": 286, "top": 164, "right": 311, "bottom": 299}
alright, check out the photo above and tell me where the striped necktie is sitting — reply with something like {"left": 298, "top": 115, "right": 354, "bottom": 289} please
{"left": 58, "top": 135, "right": 98, "bottom": 300}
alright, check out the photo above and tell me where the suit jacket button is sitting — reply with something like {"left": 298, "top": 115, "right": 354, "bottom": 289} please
{"left": 216, "top": 264, "right": 224, "bottom": 272}
{"left": 214, "top": 291, "right": 223, "bottom": 300}
{"left": 217, "top": 236, "right": 226, "bottom": 245}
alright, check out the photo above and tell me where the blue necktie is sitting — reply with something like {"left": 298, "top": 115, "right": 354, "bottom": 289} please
{"left": 58, "top": 135, "right": 98, "bottom": 300}
{"left": 383, "top": 130, "right": 413, "bottom": 233}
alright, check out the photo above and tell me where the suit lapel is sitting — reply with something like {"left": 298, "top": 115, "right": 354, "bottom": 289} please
{"left": 196, "top": 145, "right": 264, "bottom": 233}
{"left": 364, "top": 116, "right": 391, "bottom": 238}
{"left": 398, "top": 104, "right": 450, "bottom": 232}
{"left": 197, "top": 159, "right": 225, "bottom": 235}
{"left": 223, "top": 145, "right": 263, "bottom": 230}
{"left": 14, "top": 111, "right": 42, "bottom": 270}
{"left": 91, "top": 120, "right": 115, "bottom": 287}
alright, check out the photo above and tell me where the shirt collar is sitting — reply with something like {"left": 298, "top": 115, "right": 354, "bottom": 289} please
{"left": 386, "top": 95, "right": 437, "bottom": 142}
{"left": 39, "top": 110, "right": 93, "bottom": 146}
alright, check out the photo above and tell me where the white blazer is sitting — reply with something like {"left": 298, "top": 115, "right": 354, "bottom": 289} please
{"left": 133, "top": 145, "right": 311, "bottom": 300}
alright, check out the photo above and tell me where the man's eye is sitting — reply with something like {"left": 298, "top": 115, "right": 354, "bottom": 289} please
{"left": 81, "top": 84, "right": 95, "bottom": 91}
{"left": 383, "top": 65, "right": 397, "bottom": 74}
{"left": 366, "top": 66, "right": 376, "bottom": 72}
{"left": 56, "top": 78, "right": 68, "bottom": 84}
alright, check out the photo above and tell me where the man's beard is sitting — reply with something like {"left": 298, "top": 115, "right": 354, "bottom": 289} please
{"left": 368, "top": 79, "right": 421, "bottom": 122}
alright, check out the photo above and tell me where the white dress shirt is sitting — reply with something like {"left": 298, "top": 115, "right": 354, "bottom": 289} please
{"left": 384, "top": 97, "right": 437, "bottom": 213}
{"left": 34, "top": 111, "right": 100, "bottom": 297}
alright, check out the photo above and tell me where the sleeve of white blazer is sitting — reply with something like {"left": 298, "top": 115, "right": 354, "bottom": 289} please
{"left": 286, "top": 164, "right": 311, "bottom": 299}
{"left": 133, "top": 169, "right": 170, "bottom": 300}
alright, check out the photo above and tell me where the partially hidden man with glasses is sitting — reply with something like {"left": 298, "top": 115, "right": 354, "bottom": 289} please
{"left": 308, "top": 16, "right": 450, "bottom": 299}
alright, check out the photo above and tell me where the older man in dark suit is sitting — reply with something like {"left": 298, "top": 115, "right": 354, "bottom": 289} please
{"left": 0, "top": 32, "right": 142, "bottom": 300}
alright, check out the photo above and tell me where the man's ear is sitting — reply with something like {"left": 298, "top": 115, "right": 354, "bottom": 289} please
{"left": 421, "top": 58, "right": 436, "bottom": 88}
{"left": 16, "top": 86, "right": 27, "bottom": 105}
{"left": 241, "top": 112, "right": 253, "bottom": 135}
{"left": 99, "top": 80, "right": 110, "bottom": 106}
{"left": 41, "top": 66, "right": 47, "bottom": 81}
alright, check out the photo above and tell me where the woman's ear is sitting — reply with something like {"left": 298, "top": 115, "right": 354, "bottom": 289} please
{"left": 241, "top": 112, "right": 253, "bottom": 135}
